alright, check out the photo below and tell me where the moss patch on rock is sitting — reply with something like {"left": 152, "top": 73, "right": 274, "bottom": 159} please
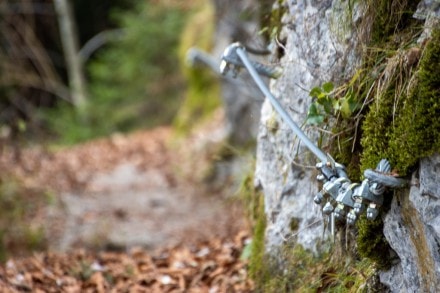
{"left": 239, "top": 170, "right": 378, "bottom": 291}
{"left": 355, "top": 1, "right": 439, "bottom": 269}
{"left": 361, "top": 27, "right": 440, "bottom": 175}
{"left": 248, "top": 194, "right": 268, "bottom": 283}
{"left": 388, "top": 29, "right": 440, "bottom": 172}
{"left": 321, "top": 0, "right": 432, "bottom": 271}
{"left": 237, "top": 169, "right": 269, "bottom": 284}
{"left": 356, "top": 212, "right": 392, "bottom": 269}
{"left": 251, "top": 242, "right": 378, "bottom": 292}
{"left": 368, "top": 0, "right": 420, "bottom": 47}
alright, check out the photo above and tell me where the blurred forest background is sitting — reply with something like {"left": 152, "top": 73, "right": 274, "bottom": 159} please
{"left": 0, "top": 0, "right": 234, "bottom": 260}
{"left": 0, "top": 0, "right": 212, "bottom": 145}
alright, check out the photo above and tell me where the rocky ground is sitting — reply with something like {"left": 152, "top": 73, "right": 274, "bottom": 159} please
{"left": 0, "top": 111, "right": 254, "bottom": 292}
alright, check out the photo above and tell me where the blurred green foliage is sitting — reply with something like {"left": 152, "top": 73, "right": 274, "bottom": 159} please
{"left": 73, "top": 0, "right": 134, "bottom": 44}
{"left": 173, "top": 1, "right": 220, "bottom": 133}
{"left": 45, "top": 1, "right": 188, "bottom": 144}
{"left": 0, "top": 178, "right": 48, "bottom": 261}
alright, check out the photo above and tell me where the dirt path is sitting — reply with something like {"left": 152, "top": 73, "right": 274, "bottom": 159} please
{"left": 51, "top": 162, "right": 245, "bottom": 251}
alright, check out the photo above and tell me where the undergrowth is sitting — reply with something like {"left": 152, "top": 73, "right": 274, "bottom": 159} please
{"left": 238, "top": 169, "right": 378, "bottom": 292}
{"left": 45, "top": 2, "right": 189, "bottom": 145}
{"left": 251, "top": 241, "right": 378, "bottom": 292}
{"left": 0, "top": 178, "right": 48, "bottom": 261}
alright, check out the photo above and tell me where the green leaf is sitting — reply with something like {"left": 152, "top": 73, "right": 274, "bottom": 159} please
{"left": 317, "top": 92, "right": 328, "bottom": 100}
{"left": 306, "top": 103, "right": 325, "bottom": 125}
{"left": 322, "top": 99, "right": 333, "bottom": 114}
{"left": 240, "top": 242, "right": 252, "bottom": 260}
{"left": 341, "top": 100, "right": 351, "bottom": 118}
{"left": 307, "top": 115, "right": 324, "bottom": 125}
{"left": 322, "top": 82, "right": 334, "bottom": 93}
{"left": 333, "top": 99, "right": 341, "bottom": 112}
{"left": 341, "top": 93, "right": 360, "bottom": 118}
{"left": 309, "top": 87, "right": 322, "bottom": 98}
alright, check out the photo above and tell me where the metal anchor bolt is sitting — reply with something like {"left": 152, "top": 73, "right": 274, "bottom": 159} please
{"left": 220, "top": 43, "right": 282, "bottom": 79}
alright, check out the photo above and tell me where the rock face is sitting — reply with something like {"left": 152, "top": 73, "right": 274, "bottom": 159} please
{"left": 380, "top": 155, "right": 440, "bottom": 292}
{"left": 253, "top": 0, "right": 440, "bottom": 291}
{"left": 255, "top": 0, "right": 362, "bottom": 252}
{"left": 378, "top": 5, "right": 440, "bottom": 291}
{"left": 380, "top": 1, "right": 440, "bottom": 292}
{"left": 210, "top": 0, "right": 266, "bottom": 146}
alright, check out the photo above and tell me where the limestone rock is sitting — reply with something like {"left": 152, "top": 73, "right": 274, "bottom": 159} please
{"left": 255, "top": 0, "right": 362, "bottom": 253}
{"left": 380, "top": 155, "right": 440, "bottom": 292}
{"left": 210, "top": 0, "right": 266, "bottom": 146}
{"left": 414, "top": 0, "right": 440, "bottom": 20}
{"left": 255, "top": 0, "right": 440, "bottom": 292}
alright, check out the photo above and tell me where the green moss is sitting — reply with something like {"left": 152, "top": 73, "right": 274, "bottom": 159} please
{"left": 389, "top": 29, "right": 440, "bottom": 172}
{"left": 356, "top": 213, "right": 392, "bottom": 269}
{"left": 317, "top": 0, "right": 432, "bottom": 271}
{"left": 238, "top": 168, "right": 262, "bottom": 224}
{"left": 361, "top": 28, "right": 440, "bottom": 175}
{"left": 368, "top": 0, "right": 420, "bottom": 47}
{"left": 326, "top": 1, "right": 420, "bottom": 180}
{"left": 236, "top": 169, "right": 269, "bottom": 284}
{"left": 266, "top": 111, "right": 279, "bottom": 134}
{"left": 248, "top": 194, "right": 268, "bottom": 282}
{"left": 173, "top": 1, "right": 221, "bottom": 133}
{"left": 289, "top": 217, "right": 300, "bottom": 232}
{"left": 331, "top": 120, "right": 362, "bottom": 181}
{"left": 350, "top": 3, "right": 440, "bottom": 272}
{"left": 252, "top": 243, "right": 377, "bottom": 292}
{"left": 238, "top": 170, "right": 377, "bottom": 291}
{"left": 360, "top": 88, "right": 396, "bottom": 171}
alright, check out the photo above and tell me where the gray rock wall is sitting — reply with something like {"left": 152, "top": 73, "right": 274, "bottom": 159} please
{"left": 380, "top": 155, "right": 440, "bottom": 292}
{"left": 380, "top": 4, "right": 440, "bottom": 290}
{"left": 253, "top": 0, "right": 440, "bottom": 291}
{"left": 255, "top": 0, "right": 362, "bottom": 253}
{"left": 211, "top": 0, "right": 266, "bottom": 145}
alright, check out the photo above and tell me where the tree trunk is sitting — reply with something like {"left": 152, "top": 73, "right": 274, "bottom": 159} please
{"left": 53, "top": 0, "right": 87, "bottom": 108}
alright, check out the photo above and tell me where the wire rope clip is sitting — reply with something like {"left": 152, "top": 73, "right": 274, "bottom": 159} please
{"left": 315, "top": 158, "right": 408, "bottom": 225}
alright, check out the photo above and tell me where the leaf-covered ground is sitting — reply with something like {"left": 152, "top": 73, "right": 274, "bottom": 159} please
{"left": 0, "top": 111, "right": 254, "bottom": 292}
{"left": 0, "top": 231, "right": 253, "bottom": 292}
